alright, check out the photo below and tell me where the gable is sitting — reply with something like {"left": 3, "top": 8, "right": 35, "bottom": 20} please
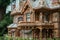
{"left": 21, "top": 1, "right": 34, "bottom": 14}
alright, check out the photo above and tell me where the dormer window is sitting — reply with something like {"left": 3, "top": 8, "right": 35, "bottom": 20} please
{"left": 18, "top": 16, "right": 23, "bottom": 21}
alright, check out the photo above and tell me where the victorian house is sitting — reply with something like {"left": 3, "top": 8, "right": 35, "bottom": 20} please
{"left": 7, "top": 0, "right": 60, "bottom": 39}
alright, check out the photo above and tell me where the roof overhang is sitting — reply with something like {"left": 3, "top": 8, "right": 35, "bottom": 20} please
{"left": 34, "top": 7, "right": 60, "bottom": 12}
{"left": 7, "top": 23, "right": 18, "bottom": 28}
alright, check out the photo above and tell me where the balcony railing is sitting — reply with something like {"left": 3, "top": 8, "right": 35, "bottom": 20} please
{"left": 18, "top": 21, "right": 53, "bottom": 26}
{"left": 18, "top": 22, "right": 35, "bottom": 26}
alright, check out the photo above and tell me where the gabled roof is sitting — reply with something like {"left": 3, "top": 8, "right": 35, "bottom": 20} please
{"left": 11, "top": 0, "right": 60, "bottom": 15}
{"left": 21, "top": 0, "right": 34, "bottom": 14}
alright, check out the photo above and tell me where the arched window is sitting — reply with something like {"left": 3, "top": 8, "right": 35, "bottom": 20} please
{"left": 18, "top": 16, "right": 23, "bottom": 21}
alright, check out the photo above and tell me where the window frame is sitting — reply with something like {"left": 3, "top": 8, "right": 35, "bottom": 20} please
{"left": 26, "top": 13, "right": 31, "bottom": 22}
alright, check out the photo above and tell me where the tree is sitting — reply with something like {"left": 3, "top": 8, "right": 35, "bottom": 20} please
{"left": 0, "top": 12, "right": 13, "bottom": 36}
{"left": 0, "top": 0, "right": 10, "bottom": 21}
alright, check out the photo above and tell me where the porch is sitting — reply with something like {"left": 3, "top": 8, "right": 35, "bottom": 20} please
{"left": 9, "top": 25, "right": 54, "bottom": 40}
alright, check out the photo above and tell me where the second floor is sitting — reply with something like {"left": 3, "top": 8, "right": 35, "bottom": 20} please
{"left": 13, "top": 10, "right": 60, "bottom": 24}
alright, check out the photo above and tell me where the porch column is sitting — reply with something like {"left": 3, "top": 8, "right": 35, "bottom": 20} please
{"left": 16, "top": 29, "right": 20, "bottom": 37}
{"left": 40, "top": 27, "right": 42, "bottom": 40}
{"left": 32, "top": 27, "right": 34, "bottom": 39}
{"left": 37, "top": 27, "right": 42, "bottom": 40}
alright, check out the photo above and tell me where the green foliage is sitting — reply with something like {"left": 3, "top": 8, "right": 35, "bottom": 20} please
{"left": 0, "top": 0, "right": 11, "bottom": 36}
{"left": 0, "top": 12, "right": 13, "bottom": 28}
{"left": 0, "top": 12, "right": 13, "bottom": 36}
{"left": 0, "top": 35, "right": 60, "bottom": 40}
{"left": 0, "top": 0, "right": 10, "bottom": 7}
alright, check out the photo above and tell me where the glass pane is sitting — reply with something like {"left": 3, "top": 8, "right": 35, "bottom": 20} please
{"left": 27, "top": 18, "right": 30, "bottom": 22}
{"left": 26, "top": 13, "right": 30, "bottom": 17}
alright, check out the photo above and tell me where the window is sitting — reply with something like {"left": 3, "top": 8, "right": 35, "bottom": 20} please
{"left": 26, "top": 13, "right": 30, "bottom": 22}
{"left": 35, "top": 13, "right": 39, "bottom": 21}
{"left": 18, "top": 17, "right": 23, "bottom": 21}
{"left": 44, "top": 13, "right": 49, "bottom": 22}
{"left": 53, "top": 13, "right": 58, "bottom": 21}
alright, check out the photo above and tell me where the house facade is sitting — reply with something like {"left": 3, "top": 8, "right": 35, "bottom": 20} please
{"left": 7, "top": 0, "right": 60, "bottom": 39}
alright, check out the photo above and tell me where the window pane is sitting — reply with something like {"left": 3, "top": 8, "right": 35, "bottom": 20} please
{"left": 27, "top": 18, "right": 30, "bottom": 22}
{"left": 26, "top": 13, "right": 30, "bottom": 17}
{"left": 27, "top": 19, "right": 30, "bottom": 22}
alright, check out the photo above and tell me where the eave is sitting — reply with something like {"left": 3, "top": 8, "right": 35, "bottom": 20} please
{"left": 34, "top": 7, "right": 60, "bottom": 13}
